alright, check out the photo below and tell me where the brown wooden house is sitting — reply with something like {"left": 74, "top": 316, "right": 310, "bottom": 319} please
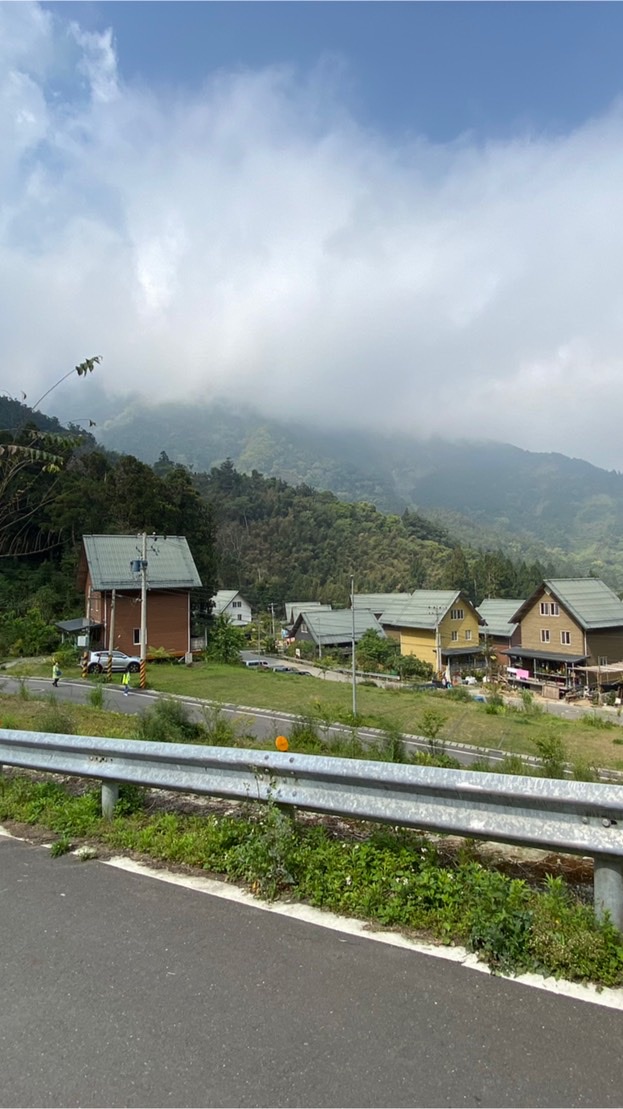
{"left": 78, "top": 534, "right": 202, "bottom": 657}
{"left": 507, "top": 578, "right": 623, "bottom": 690}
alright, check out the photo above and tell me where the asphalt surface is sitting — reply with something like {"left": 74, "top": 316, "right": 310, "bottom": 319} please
{"left": 2, "top": 672, "right": 621, "bottom": 776}
{"left": 2, "top": 835, "right": 623, "bottom": 1109}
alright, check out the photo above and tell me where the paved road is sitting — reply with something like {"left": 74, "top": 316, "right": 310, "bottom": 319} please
{"left": 2, "top": 674, "right": 622, "bottom": 777}
{"left": 1, "top": 835, "right": 622, "bottom": 1109}
{"left": 0, "top": 674, "right": 509, "bottom": 768}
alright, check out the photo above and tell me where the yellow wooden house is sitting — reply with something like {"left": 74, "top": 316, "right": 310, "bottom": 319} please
{"left": 380, "top": 589, "right": 484, "bottom": 676}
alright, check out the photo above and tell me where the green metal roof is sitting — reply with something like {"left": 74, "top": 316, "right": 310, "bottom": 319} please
{"left": 382, "top": 590, "right": 465, "bottom": 629}
{"left": 82, "top": 535, "right": 202, "bottom": 591}
{"left": 353, "top": 593, "right": 411, "bottom": 616}
{"left": 510, "top": 579, "right": 623, "bottom": 631}
{"left": 293, "top": 608, "right": 385, "bottom": 646}
{"left": 477, "top": 598, "right": 525, "bottom": 638}
{"left": 285, "top": 601, "right": 332, "bottom": 625}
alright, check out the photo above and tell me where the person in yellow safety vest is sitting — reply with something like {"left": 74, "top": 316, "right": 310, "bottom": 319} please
{"left": 121, "top": 669, "right": 131, "bottom": 696}
{"left": 52, "top": 661, "right": 61, "bottom": 687}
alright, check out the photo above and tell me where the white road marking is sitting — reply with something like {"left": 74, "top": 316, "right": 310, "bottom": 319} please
{"left": 102, "top": 852, "right": 623, "bottom": 1012}
{"left": 2, "top": 822, "right": 622, "bottom": 1009}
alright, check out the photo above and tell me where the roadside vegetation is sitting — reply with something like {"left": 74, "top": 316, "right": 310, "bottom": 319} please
{"left": 1, "top": 770, "right": 622, "bottom": 988}
{"left": 2, "top": 692, "right": 623, "bottom": 986}
{"left": 5, "top": 657, "right": 623, "bottom": 771}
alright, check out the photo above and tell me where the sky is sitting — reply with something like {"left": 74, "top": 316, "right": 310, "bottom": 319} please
{"left": 4, "top": 1, "right": 623, "bottom": 469}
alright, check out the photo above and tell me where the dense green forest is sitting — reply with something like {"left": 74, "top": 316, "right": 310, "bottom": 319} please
{"left": 96, "top": 398, "right": 623, "bottom": 585}
{"left": 193, "top": 457, "right": 553, "bottom": 610}
{"left": 0, "top": 394, "right": 556, "bottom": 655}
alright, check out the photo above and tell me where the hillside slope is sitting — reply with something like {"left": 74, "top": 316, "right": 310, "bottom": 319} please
{"left": 96, "top": 399, "right": 623, "bottom": 580}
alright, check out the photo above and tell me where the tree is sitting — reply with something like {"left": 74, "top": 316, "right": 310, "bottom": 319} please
{"left": 0, "top": 357, "right": 101, "bottom": 557}
{"left": 356, "top": 628, "right": 400, "bottom": 672}
{"left": 207, "top": 614, "right": 246, "bottom": 663}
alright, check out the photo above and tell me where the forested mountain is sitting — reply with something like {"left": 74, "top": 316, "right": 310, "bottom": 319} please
{"left": 193, "top": 460, "right": 552, "bottom": 610}
{"left": 96, "top": 399, "right": 623, "bottom": 584}
{"left": 0, "top": 394, "right": 555, "bottom": 656}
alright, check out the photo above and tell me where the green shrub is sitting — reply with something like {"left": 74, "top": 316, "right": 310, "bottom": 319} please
{"left": 50, "top": 835, "right": 72, "bottom": 858}
{"left": 114, "top": 783, "right": 147, "bottom": 816}
{"left": 88, "top": 683, "right": 104, "bottom": 709}
{"left": 500, "top": 753, "right": 534, "bottom": 776}
{"left": 534, "top": 734, "right": 567, "bottom": 779}
{"left": 412, "top": 750, "right": 461, "bottom": 769}
{"left": 135, "top": 697, "right": 206, "bottom": 744}
{"left": 376, "top": 725, "right": 408, "bottom": 763}
{"left": 446, "top": 685, "right": 471, "bottom": 702}
{"left": 528, "top": 877, "right": 623, "bottom": 987}
{"left": 466, "top": 870, "right": 534, "bottom": 973}
{"left": 483, "top": 691, "right": 505, "bottom": 714}
{"left": 327, "top": 732, "right": 367, "bottom": 760}
{"left": 571, "top": 760, "right": 598, "bottom": 782}
{"left": 288, "top": 716, "right": 324, "bottom": 754}
{"left": 37, "top": 701, "right": 75, "bottom": 736}
{"left": 418, "top": 709, "right": 446, "bottom": 741}
{"left": 54, "top": 644, "right": 80, "bottom": 668}
{"left": 580, "top": 713, "right": 615, "bottom": 730}
{"left": 201, "top": 706, "right": 246, "bottom": 747}
{"left": 520, "top": 690, "right": 542, "bottom": 716}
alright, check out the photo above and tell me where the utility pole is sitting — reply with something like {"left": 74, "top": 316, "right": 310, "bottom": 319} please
{"left": 131, "top": 534, "right": 149, "bottom": 689}
{"left": 106, "top": 588, "right": 116, "bottom": 683}
{"left": 140, "top": 532, "right": 147, "bottom": 689}
{"left": 270, "top": 602, "right": 276, "bottom": 641}
{"left": 351, "top": 575, "right": 357, "bottom": 717}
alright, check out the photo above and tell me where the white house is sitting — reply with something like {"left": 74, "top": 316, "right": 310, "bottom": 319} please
{"left": 212, "top": 589, "right": 253, "bottom": 626}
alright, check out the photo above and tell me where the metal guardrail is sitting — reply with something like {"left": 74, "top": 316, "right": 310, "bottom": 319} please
{"left": 1, "top": 728, "right": 622, "bottom": 928}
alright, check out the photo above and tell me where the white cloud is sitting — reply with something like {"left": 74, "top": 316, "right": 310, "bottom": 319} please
{"left": 69, "top": 23, "right": 119, "bottom": 104}
{"left": 3, "top": 2, "right": 623, "bottom": 468}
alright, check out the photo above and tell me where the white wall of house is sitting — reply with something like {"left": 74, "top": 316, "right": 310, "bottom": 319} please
{"left": 213, "top": 590, "right": 253, "bottom": 626}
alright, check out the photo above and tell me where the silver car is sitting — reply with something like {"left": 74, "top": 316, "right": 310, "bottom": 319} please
{"left": 88, "top": 650, "right": 141, "bottom": 674}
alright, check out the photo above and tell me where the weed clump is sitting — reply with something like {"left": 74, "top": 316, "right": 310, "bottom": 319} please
{"left": 135, "top": 698, "right": 206, "bottom": 745}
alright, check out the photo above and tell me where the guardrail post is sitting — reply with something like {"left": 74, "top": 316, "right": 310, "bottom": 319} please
{"left": 593, "top": 855, "right": 623, "bottom": 931}
{"left": 101, "top": 782, "right": 119, "bottom": 820}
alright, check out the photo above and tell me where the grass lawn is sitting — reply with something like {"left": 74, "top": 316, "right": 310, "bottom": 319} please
{"left": 4, "top": 657, "right": 623, "bottom": 770}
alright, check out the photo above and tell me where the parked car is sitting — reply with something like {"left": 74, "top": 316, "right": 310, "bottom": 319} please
{"left": 88, "top": 650, "right": 141, "bottom": 674}
{"left": 243, "top": 658, "right": 270, "bottom": 669}
{"left": 272, "top": 665, "right": 310, "bottom": 674}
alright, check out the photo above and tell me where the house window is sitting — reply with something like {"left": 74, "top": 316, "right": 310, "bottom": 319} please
{"left": 450, "top": 608, "right": 464, "bottom": 621}
{"left": 133, "top": 628, "right": 140, "bottom": 645}
{"left": 237, "top": 614, "right": 242, "bottom": 621}
{"left": 599, "top": 656, "right": 608, "bottom": 667}
{"left": 464, "top": 629, "right": 472, "bottom": 641}
{"left": 561, "top": 631, "right": 571, "bottom": 645}
{"left": 232, "top": 600, "right": 242, "bottom": 608}
{"left": 540, "top": 601, "right": 559, "bottom": 616}
{"left": 540, "top": 629, "right": 550, "bottom": 644}
{"left": 451, "top": 630, "right": 459, "bottom": 642}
